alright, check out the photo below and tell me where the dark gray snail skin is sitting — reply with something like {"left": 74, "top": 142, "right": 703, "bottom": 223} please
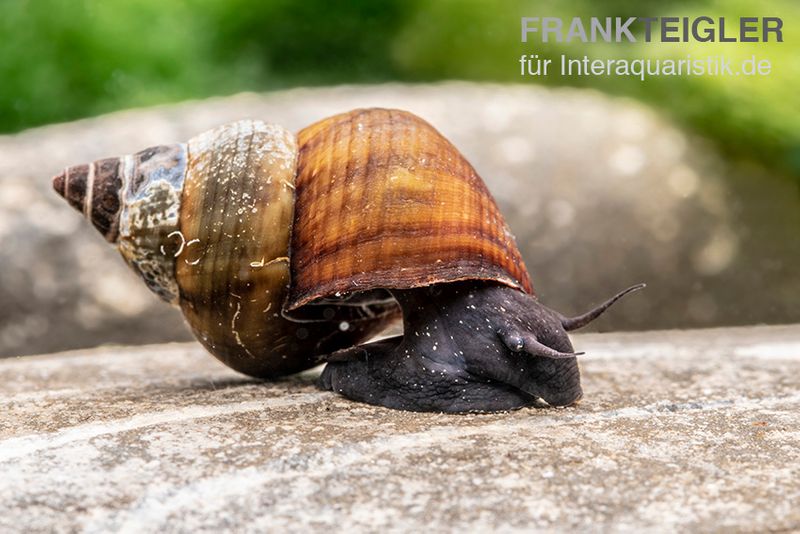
{"left": 320, "top": 281, "right": 644, "bottom": 413}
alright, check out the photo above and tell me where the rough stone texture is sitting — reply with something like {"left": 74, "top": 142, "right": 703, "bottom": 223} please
{"left": 1, "top": 325, "right": 798, "bottom": 532}
{"left": 2, "top": 83, "right": 798, "bottom": 357}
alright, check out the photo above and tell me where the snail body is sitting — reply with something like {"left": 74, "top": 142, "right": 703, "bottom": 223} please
{"left": 54, "top": 108, "right": 642, "bottom": 412}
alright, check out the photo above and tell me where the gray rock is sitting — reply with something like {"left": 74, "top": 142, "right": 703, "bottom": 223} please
{"left": 1, "top": 325, "right": 798, "bottom": 532}
{"left": 1, "top": 83, "right": 798, "bottom": 357}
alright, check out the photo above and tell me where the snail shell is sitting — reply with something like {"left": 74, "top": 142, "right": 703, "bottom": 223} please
{"left": 53, "top": 109, "right": 531, "bottom": 378}
{"left": 290, "top": 108, "right": 532, "bottom": 308}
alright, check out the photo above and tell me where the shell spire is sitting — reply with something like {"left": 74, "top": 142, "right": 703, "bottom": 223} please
{"left": 52, "top": 158, "right": 125, "bottom": 242}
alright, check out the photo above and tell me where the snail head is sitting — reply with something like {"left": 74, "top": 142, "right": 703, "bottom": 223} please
{"left": 320, "top": 281, "right": 645, "bottom": 412}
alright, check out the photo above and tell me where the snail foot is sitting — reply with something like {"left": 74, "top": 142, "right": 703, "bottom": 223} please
{"left": 318, "top": 336, "right": 534, "bottom": 413}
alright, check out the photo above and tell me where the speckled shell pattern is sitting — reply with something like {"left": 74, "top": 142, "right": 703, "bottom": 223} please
{"left": 175, "top": 121, "right": 302, "bottom": 376}
{"left": 289, "top": 108, "right": 533, "bottom": 310}
{"left": 53, "top": 144, "right": 188, "bottom": 302}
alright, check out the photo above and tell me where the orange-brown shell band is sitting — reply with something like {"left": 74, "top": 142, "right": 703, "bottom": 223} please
{"left": 290, "top": 265, "right": 528, "bottom": 311}
{"left": 290, "top": 237, "right": 531, "bottom": 307}
{"left": 300, "top": 220, "right": 524, "bottom": 271}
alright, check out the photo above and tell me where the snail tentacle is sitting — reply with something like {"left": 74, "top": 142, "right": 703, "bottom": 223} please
{"left": 497, "top": 329, "right": 584, "bottom": 360}
{"left": 559, "top": 283, "right": 646, "bottom": 331}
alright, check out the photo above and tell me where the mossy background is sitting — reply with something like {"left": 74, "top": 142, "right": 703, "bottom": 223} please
{"left": 1, "top": 0, "right": 798, "bottom": 180}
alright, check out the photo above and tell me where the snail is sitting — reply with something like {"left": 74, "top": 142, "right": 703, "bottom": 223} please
{"left": 53, "top": 108, "right": 643, "bottom": 413}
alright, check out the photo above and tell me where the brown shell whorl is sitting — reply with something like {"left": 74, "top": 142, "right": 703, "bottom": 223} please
{"left": 53, "top": 157, "right": 123, "bottom": 242}
{"left": 288, "top": 108, "right": 533, "bottom": 310}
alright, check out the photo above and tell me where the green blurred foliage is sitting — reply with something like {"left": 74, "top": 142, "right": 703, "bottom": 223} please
{"left": 1, "top": 0, "right": 798, "bottom": 179}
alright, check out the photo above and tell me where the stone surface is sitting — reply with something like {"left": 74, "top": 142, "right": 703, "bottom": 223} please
{"left": 1, "top": 325, "right": 798, "bottom": 532}
{"left": 2, "top": 83, "right": 799, "bottom": 357}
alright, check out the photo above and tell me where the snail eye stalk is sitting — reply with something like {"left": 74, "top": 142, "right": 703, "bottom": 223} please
{"left": 559, "top": 284, "right": 646, "bottom": 332}
{"left": 498, "top": 329, "right": 584, "bottom": 360}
